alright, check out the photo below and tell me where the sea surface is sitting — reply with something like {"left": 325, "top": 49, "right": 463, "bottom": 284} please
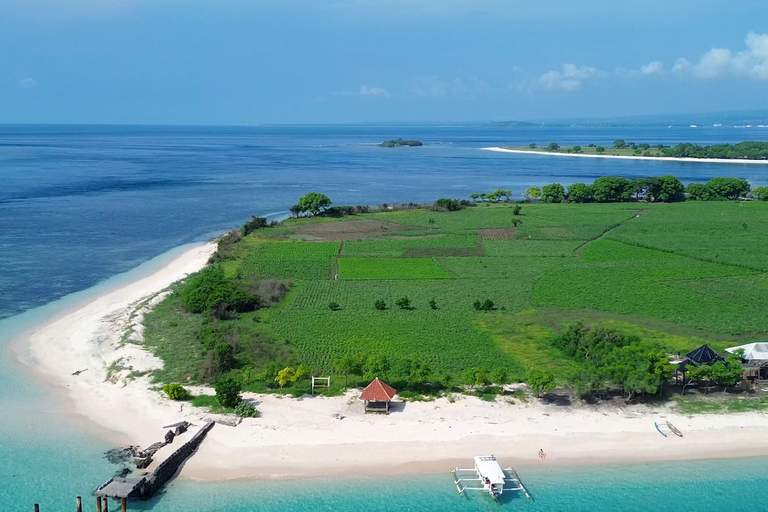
{"left": 1, "top": 123, "right": 767, "bottom": 511}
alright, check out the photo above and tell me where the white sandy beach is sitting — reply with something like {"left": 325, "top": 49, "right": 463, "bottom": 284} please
{"left": 14, "top": 242, "right": 768, "bottom": 482}
{"left": 482, "top": 146, "right": 768, "bottom": 164}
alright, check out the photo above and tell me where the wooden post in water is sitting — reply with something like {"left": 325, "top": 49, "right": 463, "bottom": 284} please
{"left": 76, "top": 496, "right": 83, "bottom": 512}
{"left": 96, "top": 496, "right": 103, "bottom": 512}
{"left": 103, "top": 499, "right": 109, "bottom": 512}
{"left": 121, "top": 499, "right": 127, "bottom": 512}
{"left": 34, "top": 505, "right": 40, "bottom": 512}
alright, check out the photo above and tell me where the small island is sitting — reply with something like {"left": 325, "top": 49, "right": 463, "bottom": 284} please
{"left": 496, "top": 140, "right": 768, "bottom": 161}
{"left": 380, "top": 138, "right": 423, "bottom": 147}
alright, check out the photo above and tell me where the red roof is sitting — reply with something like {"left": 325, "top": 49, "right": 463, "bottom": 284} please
{"left": 360, "top": 378, "right": 397, "bottom": 402}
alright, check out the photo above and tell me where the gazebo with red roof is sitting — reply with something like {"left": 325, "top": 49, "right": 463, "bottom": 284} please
{"left": 360, "top": 378, "right": 397, "bottom": 414}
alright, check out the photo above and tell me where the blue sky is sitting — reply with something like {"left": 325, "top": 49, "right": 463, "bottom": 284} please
{"left": 1, "top": 0, "right": 767, "bottom": 124}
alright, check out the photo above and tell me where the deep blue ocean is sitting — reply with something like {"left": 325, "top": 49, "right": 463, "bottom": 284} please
{"left": 1, "top": 123, "right": 767, "bottom": 511}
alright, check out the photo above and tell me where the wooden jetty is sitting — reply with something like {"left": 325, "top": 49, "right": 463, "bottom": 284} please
{"left": 34, "top": 495, "right": 127, "bottom": 512}
{"left": 96, "top": 421, "right": 215, "bottom": 500}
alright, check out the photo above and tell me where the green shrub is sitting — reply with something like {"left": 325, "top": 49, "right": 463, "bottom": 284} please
{"left": 162, "top": 383, "right": 188, "bottom": 401}
{"left": 541, "top": 183, "right": 565, "bottom": 203}
{"left": 328, "top": 301, "right": 341, "bottom": 311}
{"left": 241, "top": 216, "right": 268, "bottom": 236}
{"left": 214, "top": 376, "right": 242, "bottom": 408}
{"left": 395, "top": 296, "right": 412, "bottom": 309}
{"left": 374, "top": 299, "right": 387, "bottom": 310}
{"left": 234, "top": 401, "right": 260, "bottom": 418}
{"left": 182, "top": 266, "right": 259, "bottom": 314}
{"left": 567, "top": 183, "right": 592, "bottom": 203}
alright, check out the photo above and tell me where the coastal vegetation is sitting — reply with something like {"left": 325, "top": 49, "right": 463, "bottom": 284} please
{"left": 142, "top": 186, "right": 768, "bottom": 409}
{"left": 509, "top": 140, "right": 768, "bottom": 160}
{"left": 380, "top": 138, "right": 423, "bottom": 147}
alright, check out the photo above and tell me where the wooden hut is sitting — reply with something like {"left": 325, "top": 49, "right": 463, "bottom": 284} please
{"left": 360, "top": 378, "right": 397, "bottom": 414}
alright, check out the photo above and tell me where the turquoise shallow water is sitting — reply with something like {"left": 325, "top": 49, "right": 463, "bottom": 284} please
{"left": 124, "top": 457, "right": 768, "bottom": 512}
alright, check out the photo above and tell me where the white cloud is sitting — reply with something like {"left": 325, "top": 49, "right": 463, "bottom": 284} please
{"left": 537, "top": 64, "right": 602, "bottom": 91}
{"left": 671, "top": 32, "right": 768, "bottom": 81}
{"left": 16, "top": 78, "right": 37, "bottom": 88}
{"left": 358, "top": 85, "right": 389, "bottom": 98}
{"left": 671, "top": 58, "right": 692, "bottom": 74}
{"left": 640, "top": 60, "right": 664, "bottom": 75}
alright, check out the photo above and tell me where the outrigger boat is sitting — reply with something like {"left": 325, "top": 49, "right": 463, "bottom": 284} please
{"left": 451, "top": 455, "right": 531, "bottom": 500}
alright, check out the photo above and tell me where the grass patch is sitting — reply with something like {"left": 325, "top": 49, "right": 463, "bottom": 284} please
{"left": 673, "top": 396, "right": 768, "bottom": 415}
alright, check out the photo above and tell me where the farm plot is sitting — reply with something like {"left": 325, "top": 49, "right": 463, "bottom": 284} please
{"left": 436, "top": 256, "right": 563, "bottom": 280}
{"left": 268, "top": 309, "right": 519, "bottom": 376}
{"left": 338, "top": 257, "right": 452, "bottom": 280}
{"left": 483, "top": 240, "right": 583, "bottom": 257}
{"left": 607, "top": 201, "right": 768, "bottom": 271}
{"left": 289, "top": 219, "right": 409, "bottom": 241}
{"left": 532, "top": 241, "right": 762, "bottom": 335}
{"left": 669, "top": 273, "right": 768, "bottom": 311}
{"left": 342, "top": 233, "right": 478, "bottom": 258}
{"left": 361, "top": 203, "right": 638, "bottom": 235}
{"left": 238, "top": 241, "right": 340, "bottom": 280}
{"left": 477, "top": 228, "right": 517, "bottom": 240}
{"left": 291, "top": 272, "right": 549, "bottom": 313}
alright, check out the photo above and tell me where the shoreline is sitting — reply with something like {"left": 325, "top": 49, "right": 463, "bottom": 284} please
{"left": 482, "top": 147, "right": 768, "bottom": 164}
{"left": 12, "top": 240, "right": 768, "bottom": 483}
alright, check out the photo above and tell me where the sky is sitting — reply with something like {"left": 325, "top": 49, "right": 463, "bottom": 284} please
{"left": 1, "top": 0, "right": 767, "bottom": 125}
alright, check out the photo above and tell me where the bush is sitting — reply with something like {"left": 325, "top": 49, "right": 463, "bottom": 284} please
{"left": 328, "top": 301, "right": 341, "bottom": 311}
{"left": 162, "top": 383, "right": 188, "bottom": 401}
{"left": 687, "top": 183, "right": 712, "bottom": 201}
{"left": 395, "top": 296, "right": 412, "bottom": 309}
{"left": 182, "top": 266, "right": 259, "bottom": 314}
{"left": 473, "top": 299, "right": 495, "bottom": 312}
{"left": 706, "top": 177, "right": 751, "bottom": 200}
{"left": 214, "top": 376, "right": 242, "bottom": 408}
{"left": 591, "top": 176, "right": 631, "bottom": 202}
{"left": 512, "top": 205, "right": 522, "bottom": 215}
{"left": 234, "top": 401, "right": 259, "bottom": 418}
{"left": 646, "top": 175, "right": 685, "bottom": 202}
{"left": 754, "top": 186, "right": 768, "bottom": 201}
{"left": 326, "top": 205, "right": 355, "bottom": 217}
{"left": 241, "top": 216, "right": 268, "bottom": 236}
{"left": 541, "top": 183, "right": 565, "bottom": 203}
{"left": 567, "top": 183, "right": 592, "bottom": 203}
{"left": 374, "top": 299, "right": 387, "bottom": 310}
{"left": 432, "top": 198, "right": 465, "bottom": 211}
{"left": 429, "top": 298, "right": 438, "bottom": 310}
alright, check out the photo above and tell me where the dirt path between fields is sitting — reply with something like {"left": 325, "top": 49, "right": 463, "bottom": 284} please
{"left": 574, "top": 209, "right": 647, "bottom": 258}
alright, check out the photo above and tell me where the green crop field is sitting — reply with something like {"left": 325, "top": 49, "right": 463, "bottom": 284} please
{"left": 143, "top": 200, "right": 768, "bottom": 396}
{"left": 339, "top": 257, "right": 452, "bottom": 280}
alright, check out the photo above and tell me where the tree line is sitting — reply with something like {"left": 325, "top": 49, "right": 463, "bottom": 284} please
{"left": 534, "top": 140, "right": 768, "bottom": 160}
{"left": 554, "top": 322, "right": 742, "bottom": 400}
{"left": 536, "top": 176, "right": 759, "bottom": 203}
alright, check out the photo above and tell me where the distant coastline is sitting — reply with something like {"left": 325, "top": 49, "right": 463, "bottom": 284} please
{"left": 482, "top": 147, "right": 768, "bottom": 165}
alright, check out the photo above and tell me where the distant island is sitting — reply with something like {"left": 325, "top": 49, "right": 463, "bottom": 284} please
{"left": 499, "top": 140, "right": 768, "bottom": 161}
{"left": 484, "top": 120, "right": 540, "bottom": 127}
{"left": 380, "top": 138, "right": 423, "bottom": 147}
